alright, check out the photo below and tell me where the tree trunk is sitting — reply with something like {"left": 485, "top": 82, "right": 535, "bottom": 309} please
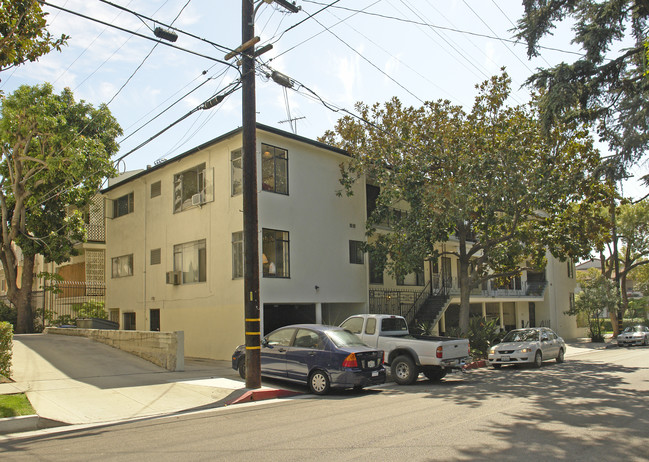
{"left": 457, "top": 232, "right": 471, "bottom": 335}
{"left": 609, "top": 310, "right": 619, "bottom": 337}
{"left": 12, "top": 254, "right": 35, "bottom": 334}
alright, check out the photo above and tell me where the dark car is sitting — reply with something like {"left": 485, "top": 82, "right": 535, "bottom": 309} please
{"left": 231, "top": 324, "right": 386, "bottom": 395}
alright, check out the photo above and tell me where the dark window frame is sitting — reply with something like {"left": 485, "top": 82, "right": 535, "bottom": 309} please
{"left": 261, "top": 143, "right": 288, "bottom": 195}
{"left": 262, "top": 228, "right": 290, "bottom": 278}
{"left": 113, "top": 192, "right": 134, "bottom": 218}
{"left": 349, "top": 240, "right": 364, "bottom": 264}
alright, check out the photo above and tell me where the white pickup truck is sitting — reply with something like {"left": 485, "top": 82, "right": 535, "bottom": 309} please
{"left": 340, "top": 314, "right": 471, "bottom": 385}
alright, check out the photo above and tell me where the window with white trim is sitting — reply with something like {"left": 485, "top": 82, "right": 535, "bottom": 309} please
{"left": 173, "top": 163, "right": 213, "bottom": 212}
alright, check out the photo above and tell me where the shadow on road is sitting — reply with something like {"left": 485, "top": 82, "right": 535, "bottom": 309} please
{"left": 380, "top": 359, "right": 649, "bottom": 460}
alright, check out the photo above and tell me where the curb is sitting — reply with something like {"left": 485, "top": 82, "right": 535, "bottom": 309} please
{"left": 0, "top": 415, "right": 39, "bottom": 434}
{"left": 226, "top": 388, "right": 302, "bottom": 405}
{"left": 463, "top": 359, "right": 487, "bottom": 370}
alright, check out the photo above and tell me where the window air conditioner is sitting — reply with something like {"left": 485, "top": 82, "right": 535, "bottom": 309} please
{"left": 191, "top": 193, "right": 203, "bottom": 206}
{"left": 166, "top": 271, "right": 181, "bottom": 285}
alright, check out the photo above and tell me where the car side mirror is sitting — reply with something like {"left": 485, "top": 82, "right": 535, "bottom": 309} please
{"left": 261, "top": 338, "right": 268, "bottom": 346}
{"left": 541, "top": 336, "right": 548, "bottom": 342}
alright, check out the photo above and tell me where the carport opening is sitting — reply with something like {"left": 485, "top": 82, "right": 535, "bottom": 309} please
{"left": 263, "top": 304, "right": 315, "bottom": 335}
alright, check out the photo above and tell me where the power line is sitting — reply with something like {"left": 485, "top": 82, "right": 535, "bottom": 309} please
{"left": 40, "top": 2, "right": 239, "bottom": 71}
{"left": 106, "top": 0, "right": 193, "bottom": 106}
{"left": 303, "top": 6, "right": 426, "bottom": 104}
{"left": 269, "top": 0, "right": 343, "bottom": 46}
{"left": 461, "top": 0, "right": 534, "bottom": 75}
{"left": 301, "top": 0, "right": 584, "bottom": 58}
{"left": 114, "top": 80, "right": 242, "bottom": 163}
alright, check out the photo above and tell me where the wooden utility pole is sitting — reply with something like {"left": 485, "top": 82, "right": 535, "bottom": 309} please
{"left": 240, "top": 0, "right": 300, "bottom": 389}
{"left": 242, "top": 0, "right": 261, "bottom": 389}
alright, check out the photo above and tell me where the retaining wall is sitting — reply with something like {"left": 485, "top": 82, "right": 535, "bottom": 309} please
{"left": 45, "top": 328, "right": 184, "bottom": 372}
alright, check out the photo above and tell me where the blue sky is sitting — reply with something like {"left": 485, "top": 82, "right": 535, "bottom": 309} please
{"left": 2, "top": 0, "right": 647, "bottom": 199}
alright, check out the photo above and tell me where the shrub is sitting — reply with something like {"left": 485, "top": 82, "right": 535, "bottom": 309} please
{"left": 72, "top": 300, "right": 107, "bottom": 320}
{"left": 0, "top": 322, "right": 12, "bottom": 379}
{"left": 446, "top": 316, "right": 505, "bottom": 359}
{"left": 0, "top": 301, "right": 17, "bottom": 327}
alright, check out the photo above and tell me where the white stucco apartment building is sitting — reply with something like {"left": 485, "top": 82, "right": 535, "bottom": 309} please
{"left": 102, "top": 124, "right": 584, "bottom": 360}
{"left": 102, "top": 124, "right": 368, "bottom": 359}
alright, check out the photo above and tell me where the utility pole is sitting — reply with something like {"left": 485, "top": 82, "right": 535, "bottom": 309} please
{"left": 241, "top": 0, "right": 261, "bottom": 389}
{"left": 240, "top": 0, "right": 300, "bottom": 389}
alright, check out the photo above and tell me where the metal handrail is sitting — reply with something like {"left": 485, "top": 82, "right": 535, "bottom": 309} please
{"left": 402, "top": 280, "right": 431, "bottom": 324}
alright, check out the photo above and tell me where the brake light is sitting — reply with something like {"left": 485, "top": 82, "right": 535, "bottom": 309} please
{"left": 381, "top": 351, "right": 385, "bottom": 365}
{"left": 436, "top": 346, "right": 443, "bottom": 359}
{"left": 342, "top": 353, "right": 358, "bottom": 368}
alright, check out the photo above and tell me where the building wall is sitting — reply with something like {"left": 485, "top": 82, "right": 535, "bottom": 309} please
{"left": 104, "top": 129, "right": 367, "bottom": 359}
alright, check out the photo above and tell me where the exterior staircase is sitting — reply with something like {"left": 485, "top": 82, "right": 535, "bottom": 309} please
{"left": 402, "top": 282, "right": 451, "bottom": 333}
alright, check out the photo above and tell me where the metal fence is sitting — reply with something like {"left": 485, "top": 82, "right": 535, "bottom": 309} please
{"left": 43, "top": 281, "right": 106, "bottom": 326}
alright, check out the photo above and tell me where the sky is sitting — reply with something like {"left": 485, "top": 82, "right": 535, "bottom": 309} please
{"left": 2, "top": 0, "right": 647, "bottom": 199}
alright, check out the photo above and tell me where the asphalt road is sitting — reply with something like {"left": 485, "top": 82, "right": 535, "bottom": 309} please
{"left": 2, "top": 346, "right": 648, "bottom": 461}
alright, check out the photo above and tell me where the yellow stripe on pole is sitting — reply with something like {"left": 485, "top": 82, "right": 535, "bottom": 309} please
{"left": 246, "top": 332, "right": 261, "bottom": 336}
{"left": 245, "top": 346, "right": 261, "bottom": 350}
{"left": 245, "top": 318, "right": 260, "bottom": 322}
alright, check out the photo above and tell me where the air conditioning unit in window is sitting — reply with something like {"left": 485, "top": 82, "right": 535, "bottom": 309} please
{"left": 166, "top": 271, "right": 181, "bottom": 285}
{"left": 191, "top": 193, "right": 204, "bottom": 206}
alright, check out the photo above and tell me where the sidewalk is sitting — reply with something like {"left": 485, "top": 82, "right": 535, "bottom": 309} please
{"left": 0, "top": 334, "right": 302, "bottom": 432}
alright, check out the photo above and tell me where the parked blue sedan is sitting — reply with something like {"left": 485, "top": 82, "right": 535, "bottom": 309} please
{"left": 231, "top": 324, "right": 386, "bottom": 395}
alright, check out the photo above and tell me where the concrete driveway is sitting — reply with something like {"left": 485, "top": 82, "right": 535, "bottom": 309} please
{"left": 4, "top": 334, "right": 266, "bottom": 425}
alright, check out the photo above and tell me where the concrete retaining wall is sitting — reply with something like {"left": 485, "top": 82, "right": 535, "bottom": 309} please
{"left": 45, "top": 328, "right": 184, "bottom": 372}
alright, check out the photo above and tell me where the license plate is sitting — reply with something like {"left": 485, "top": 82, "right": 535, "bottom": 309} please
{"left": 368, "top": 360, "right": 376, "bottom": 368}
{"left": 502, "top": 356, "right": 510, "bottom": 361}
{"left": 372, "top": 371, "right": 379, "bottom": 377}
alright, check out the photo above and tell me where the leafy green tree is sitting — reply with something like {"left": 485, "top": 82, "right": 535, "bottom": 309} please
{"left": 516, "top": 1, "right": 649, "bottom": 178}
{"left": 597, "top": 200, "right": 649, "bottom": 333}
{"left": 570, "top": 268, "right": 621, "bottom": 341}
{"left": 323, "top": 73, "right": 609, "bottom": 334}
{"left": 0, "top": 0, "right": 68, "bottom": 73}
{"left": 0, "top": 84, "right": 121, "bottom": 333}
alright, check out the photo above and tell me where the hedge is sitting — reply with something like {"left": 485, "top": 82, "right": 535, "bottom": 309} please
{"left": 0, "top": 321, "right": 12, "bottom": 379}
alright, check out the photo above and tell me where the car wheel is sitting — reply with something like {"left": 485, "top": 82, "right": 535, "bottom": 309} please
{"left": 391, "top": 355, "right": 417, "bottom": 385}
{"left": 644, "top": 336, "right": 648, "bottom": 346}
{"left": 238, "top": 359, "right": 246, "bottom": 380}
{"left": 423, "top": 367, "right": 447, "bottom": 381}
{"left": 533, "top": 351, "right": 543, "bottom": 368}
{"left": 556, "top": 348, "right": 565, "bottom": 363}
{"left": 492, "top": 364, "right": 502, "bottom": 369}
{"left": 309, "top": 370, "right": 330, "bottom": 395}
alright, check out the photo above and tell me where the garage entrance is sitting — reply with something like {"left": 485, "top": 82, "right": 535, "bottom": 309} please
{"left": 263, "top": 304, "right": 316, "bottom": 335}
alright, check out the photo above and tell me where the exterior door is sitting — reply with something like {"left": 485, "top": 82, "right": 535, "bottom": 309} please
{"left": 528, "top": 303, "right": 536, "bottom": 328}
{"left": 150, "top": 309, "right": 160, "bottom": 331}
{"left": 441, "top": 257, "right": 452, "bottom": 289}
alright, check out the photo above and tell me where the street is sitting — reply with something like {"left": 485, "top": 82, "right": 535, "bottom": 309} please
{"left": 2, "top": 346, "right": 648, "bottom": 461}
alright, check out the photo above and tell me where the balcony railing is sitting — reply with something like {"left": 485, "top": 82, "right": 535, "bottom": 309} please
{"left": 432, "top": 277, "right": 548, "bottom": 298}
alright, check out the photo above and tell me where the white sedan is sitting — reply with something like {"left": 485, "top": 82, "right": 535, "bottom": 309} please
{"left": 488, "top": 327, "right": 566, "bottom": 369}
{"left": 617, "top": 325, "right": 649, "bottom": 347}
